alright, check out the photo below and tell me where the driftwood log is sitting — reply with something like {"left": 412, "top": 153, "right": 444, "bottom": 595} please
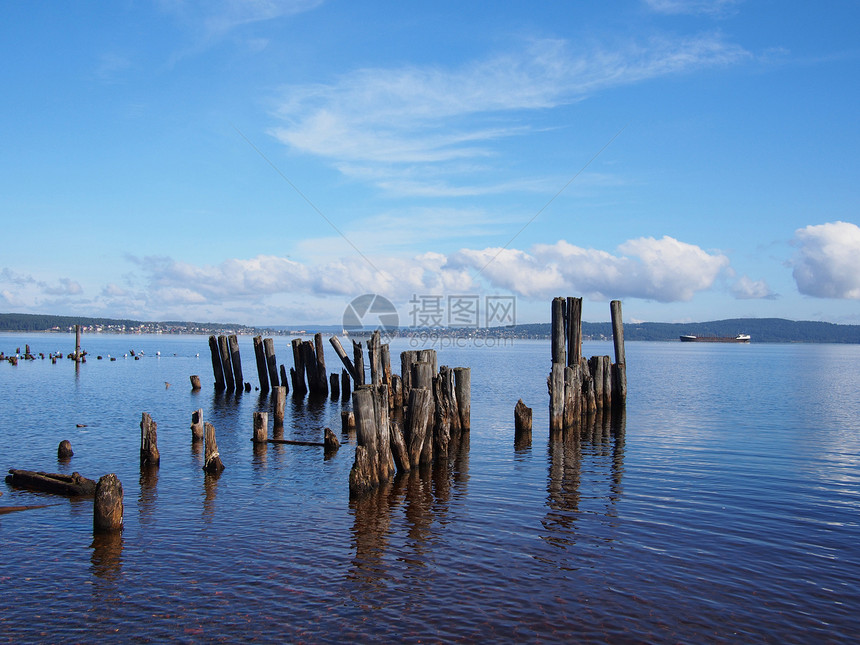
{"left": 6, "top": 469, "right": 96, "bottom": 497}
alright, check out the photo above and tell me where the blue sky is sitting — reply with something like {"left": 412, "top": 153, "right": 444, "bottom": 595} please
{"left": 2, "top": 0, "right": 859, "bottom": 327}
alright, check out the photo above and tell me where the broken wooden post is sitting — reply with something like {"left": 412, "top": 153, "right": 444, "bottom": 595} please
{"left": 405, "top": 387, "right": 434, "bottom": 468}
{"left": 610, "top": 299, "right": 627, "bottom": 405}
{"left": 328, "top": 335, "right": 358, "bottom": 382}
{"left": 567, "top": 297, "right": 582, "bottom": 366}
{"left": 324, "top": 428, "right": 340, "bottom": 455}
{"left": 272, "top": 386, "right": 286, "bottom": 429}
{"left": 454, "top": 367, "right": 471, "bottom": 431}
{"left": 341, "top": 369, "right": 351, "bottom": 402}
{"left": 93, "top": 474, "right": 123, "bottom": 533}
{"left": 74, "top": 324, "right": 82, "bottom": 363}
{"left": 209, "top": 336, "right": 226, "bottom": 391}
{"left": 514, "top": 398, "right": 532, "bottom": 443}
{"left": 330, "top": 373, "right": 340, "bottom": 400}
{"left": 218, "top": 335, "right": 235, "bottom": 392}
{"left": 368, "top": 330, "right": 382, "bottom": 386}
{"left": 263, "top": 338, "right": 279, "bottom": 388}
{"left": 390, "top": 417, "right": 409, "bottom": 474}
{"left": 549, "top": 363, "right": 564, "bottom": 432}
{"left": 279, "top": 365, "right": 289, "bottom": 392}
{"left": 411, "top": 361, "right": 433, "bottom": 390}
{"left": 349, "top": 386, "right": 379, "bottom": 494}
{"left": 341, "top": 410, "right": 355, "bottom": 434}
{"left": 291, "top": 338, "right": 307, "bottom": 396}
{"left": 228, "top": 334, "right": 244, "bottom": 391}
{"left": 190, "top": 374, "right": 202, "bottom": 391}
{"left": 551, "top": 297, "right": 566, "bottom": 365}
{"left": 191, "top": 409, "right": 204, "bottom": 442}
{"left": 253, "top": 411, "right": 268, "bottom": 444}
{"left": 313, "top": 333, "right": 329, "bottom": 397}
{"left": 253, "top": 335, "right": 269, "bottom": 392}
{"left": 203, "top": 422, "right": 224, "bottom": 474}
{"left": 140, "top": 412, "right": 159, "bottom": 468}
{"left": 381, "top": 343, "right": 392, "bottom": 409}
{"left": 58, "top": 440, "right": 73, "bottom": 460}
{"left": 352, "top": 340, "right": 365, "bottom": 386}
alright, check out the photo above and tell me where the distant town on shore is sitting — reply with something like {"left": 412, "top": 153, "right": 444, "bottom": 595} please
{"left": 2, "top": 312, "right": 860, "bottom": 344}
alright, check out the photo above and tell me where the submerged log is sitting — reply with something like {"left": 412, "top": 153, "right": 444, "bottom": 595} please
{"left": 0, "top": 504, "right": 52, "bottom": 515}
{"left": 6, "top": 469, "right": 96, "bottom": 497}
{"left": 266, "top": 438, "right": 325, "bottom": 447}
{"left": 93, "top": 473, "right": 123, "bottom": 534}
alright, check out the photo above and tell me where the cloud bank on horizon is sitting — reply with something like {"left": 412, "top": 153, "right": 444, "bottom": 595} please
{"left": 0, "top": 1, "right": 858, "bottom": 325}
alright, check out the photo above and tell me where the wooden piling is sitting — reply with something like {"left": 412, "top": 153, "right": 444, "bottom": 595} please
{"left": 330, "top": 373, "right": 340, "bottom": 400}
{"left": 341, "top": 410, "right": 355, "bottom": 434}
{"left": 381, "top": 343, "right": 392, "bottom": 407}
{"left": 291, "top": 338, "right": 307, "bottom": 396}
{"left": 368, "top": 331, "right": 382, "bottom": 386}
{"left": 279, "top": 365, "right": 289, "bottom": 392}
{"left": 329, "top": 336, "right": 358, "bottom": 382}
{"left": 263, "top": 338, "right": 279, "bottom": 388}
{"left": 253, "top": 411, "right": 268, "bottom": 444}
{"left": 203, "top": 422, "right": 224, "bottom": 474}
{"left": 228, "top": 334, "right": 244, "bottom": 391}
{"left": 352, "top": 340, "right": 365, "bottom": 386}
{"left": 567, "top": 297, "right": 582, "bottom": 366}
{"left": 454, "top": 367, "right": 471, "bottom": 432}
{"left": 140, "top": 412, "right": 159, "bottom": 468}
{"left": 324, "top": 428, "right": 340, "bottom": 455}
{"left": 272, "top": 386, "right": 286, "bottom": 428}
{"left": 209, "top": 336, "right": 226, "bottom": 391}
{"left": 191, "top": 409, "right": 204, "bottom": 442}
{"left": 551, "top": 297, "right": 566, "bottom": 365}
{"left": 341, "top": 369, "right": 351, "bottom": 401}
{"left": 313, "top": 333, "right": 329, "bottom": 397}
{"left": 405, "top": 387, "right": 434, "bottom": 468}
{"left": 93, "top": 474, "right": 123, "bottom": 533}
{"left": 610, "top": 299, "right": 627, "bottom": 405}
{"left": 218, "top": 335, "right": 235, "bottom": 392}
{"left": 74, "top": 324, "right": 82, "bottom": 363}
{"left": 58, "top": 440, "right": 74, "bottom": 460}
{"left": 549, "top": 362, "right": 564, "bottom": 432}
{"left": 253, "top": 335, "right": 269, "bottom": 392}
{"left": 411, "top": 361, "right": 433, "bottom": 390}
{"left": 190, "top": 374, "right": 202, "bottom": 391}
{"left": 514, "top": 399, "right": 533, "bottom": 444}
{"left": 349, "top": 387, "right": 379, "bottom": 493}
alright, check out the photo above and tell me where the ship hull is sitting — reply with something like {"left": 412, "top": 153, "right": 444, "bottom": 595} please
{"left": 680, "top": 334, "right": 750, "bottom": 343}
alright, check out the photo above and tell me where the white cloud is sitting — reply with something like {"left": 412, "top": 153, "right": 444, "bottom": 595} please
{"left": 792, "top": 221, "right": 860, "bottom": 299}
{"left": 43, "top": 278, "right": 83, "bottom": 296}
{"left": 643, "top": 0, "right": 742, "bottom": 16}
{"left": 732, "top": 276, "right": 776, "bottom": 300}
{"left": 271, "top": 35, "right": 750, "bottom": 192}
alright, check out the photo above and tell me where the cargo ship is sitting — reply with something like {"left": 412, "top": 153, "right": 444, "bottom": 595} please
{"left": 679, "top": 334, "right": 750, "bottom": 343}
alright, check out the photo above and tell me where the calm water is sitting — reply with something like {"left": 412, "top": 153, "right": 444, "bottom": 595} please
{"left": 1, "top": 333, "right": 859, "bottom": 643}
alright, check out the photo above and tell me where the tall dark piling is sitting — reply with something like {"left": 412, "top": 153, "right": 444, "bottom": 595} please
{"left": 253, "top": 336, "right": 269, "bottom": 392}
{"left": 313, "top": 333, "right": 329, "bottom": 397}
{"left": 341, "top": 369, "right": 351, "bottom": 402}
{"left": 352, "top": 341, "right": 365, "bottom": 386}
{"left": 272, "top": 386, "right": 286, "bottom": 429}
{"left": 567, "top": 297, "right": 582, "bottom": 366}
{"left": 291, "top": 339, "right": 308, "bottom": 396}
{"left": 74, "top": 324, "right": 82, "bottom": 363}
{"left": 228, "top": 334, "right": 244, "bottom": 391}
{"left": 330, "top": 373, "right": 340, "bottom": 400}
{"left": 263, "top": 338, "right": 279, "bottom": 388}
{"left": 203, "top": 422, "right": 224, "bottom": 474}
{"left": 610, "top": 299, "right": 627, "bottom": 405}
{"left": 454, "top": 367, "right": 471, "bottom": 431}
{"left": 218, "top": 335, "right": 235, "bottom": 392}
{"left": 209, "top": 336, "right": 226, "bottom": 391}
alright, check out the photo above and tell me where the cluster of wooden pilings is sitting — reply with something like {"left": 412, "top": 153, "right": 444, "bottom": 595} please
{"left": 548, "top": 298, "right": 627, "bottom": 433}
{"left": 328, "top": 331, "right": 471, "bottom": 496}
{"left": 208, "top": 334, "right": 248, "bottom": 392}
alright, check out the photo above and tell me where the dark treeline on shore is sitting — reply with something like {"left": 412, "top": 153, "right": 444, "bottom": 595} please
{"left": 2, "top": 312, "right": 859, "bottom": 344}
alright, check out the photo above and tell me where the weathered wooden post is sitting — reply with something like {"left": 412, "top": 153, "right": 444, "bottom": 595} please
{"left": 263, "top": 338, "right": 279, "bottom": 388}
{"left": 217, "top": 335, "right": 235, "bottom": 392}
{"left": 567, "top": 297, "right": 582, "bottom": 366}
{"left": 381, "top": 343, "right": 392, "bottom": 409}
{"left": 454, "top": 367, "right": 471, "bottom": 432}
{"left": 140, "top": 412, "right": 160, "bottom": 467}
{"left": 341, "top": 369, "right": 351, "bottom": 402}
{"left": 602, "top": 355, "right": 612, "bottom": 410}
{"left": 279, "top": 365, "right": 289, "bottom": 392}
{"left": 411, "top": 361, "right": 433, "bottom": 391}
{"left": 272, "top": 386, "right": 286, "bottom": 429}
{"left": 549, "top": 363, "right": 564, "bottom": 432}
{"left": 313, "top": 333, "right": 329, "bottom": 397}
{"left": 341, "top": 410, "right": 355, "bottom": 434}
{"left": 610, "top": 299, "right": 627, "bottom": 405}
{"left": 368, "top": 331, "right": 382, "bottom": 386}
{"left": 74, "top": 324, "right": 82, "bottom": 363}
{"left": 203, "top": 422, "right": 224, "bottom": 474}
{"left": 352, "top": 340, "right": 365, "bottom": 386}
{"left": 253, "top": 335, "right": 269, "bottom": 392}
{"left": 349, "top": 387, "right": 379, "bottom": 494}
{"left": 209, "top": 336, "right": 226, "bottom": 391}
{"left": 324, "top": 428, "right": 340, "bottom": 455}
{"left": 190, "top": 374, "right": 202, "bottom": 391}
{"left": 551, "top": 297, "right": 566, "bottom": 366}
{"left": 290, "top": 338, "right": 306, "bottom": 396}
{"left": 330, "top": 373, "right": 340, "bottom": 400}
{"left": 405, "top": 387, "right": 434, "bottom": 468}
{"left": 191, "top": 409, "right": 204, "bottom": 442}
{"left": 514, "top": 399, "right": 532, "bottom": 443}
{"left": 228, "top": 334, "right": 244, "bottom": 391}
{"left": 253, "top": 411, "right": 268, "bottom": 444}
{"left": 563, "top": 366, "right": 577, "bottom": 428}
{"left": 58, "top": 440, "right": 74, "bottom": 459}
{"left": 329, "top": 336, "right": 359, "bottom": 382}
{"left": 93, "top": 474, "right": 123, "bottom": 533}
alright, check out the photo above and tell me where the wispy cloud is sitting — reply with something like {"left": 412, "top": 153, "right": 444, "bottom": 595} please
{"left": 732, "top": 275, "right": 777, "bottom": 300}
{"left": 643, "top": 0, "right": 743, "bottom": 17}
{"left": 791, "top": 221, "right": 860, "bottom": 299}
{"left": 271, "top": 34, "right": 750, "bottom": 194}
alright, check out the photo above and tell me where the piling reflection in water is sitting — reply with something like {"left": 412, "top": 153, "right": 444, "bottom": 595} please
{"left": 138, "top": 465, "right": 158, "bottom": 527}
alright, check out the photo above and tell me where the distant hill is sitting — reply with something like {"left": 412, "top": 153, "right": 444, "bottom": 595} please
{"left": 2, "top": 313, "right": 859, "bottom": 343}
{"left": 515, "top": 318, "right": 860, "bottom": 343}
